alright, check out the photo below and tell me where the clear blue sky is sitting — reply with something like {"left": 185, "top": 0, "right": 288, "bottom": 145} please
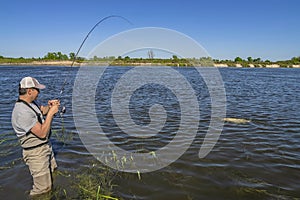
{"left": 1, "top": 0, "right": 299, "bottom": 61}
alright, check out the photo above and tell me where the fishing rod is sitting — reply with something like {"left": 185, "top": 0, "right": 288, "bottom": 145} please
{"left": 58, "top": 15, "right": 132, "bottom": 116}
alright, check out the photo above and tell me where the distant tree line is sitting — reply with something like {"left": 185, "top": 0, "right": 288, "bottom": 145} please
{"left": 213, "top": 56, "right": 300, "bottom": 67}
{"left": 0, "top": 52, "right": 300, "bottom": 67}
{"left": 85, "top": 55, "right": 300, "bottom": 67}
{"left": 0, "top": 52, "right": 87, "bottom": 63}
{"left": 100, "top": 55, "right": 190, "bottom": 66}
{"left": 43, "top": 52, "right": 84, "bottom": 61}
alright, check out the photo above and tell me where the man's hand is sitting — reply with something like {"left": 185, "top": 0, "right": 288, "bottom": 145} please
{"left": 48, "top": 100, "right": 60, "bottom": 116}
{"left": 40, "top": 100, "right": 60, "bottom": 115}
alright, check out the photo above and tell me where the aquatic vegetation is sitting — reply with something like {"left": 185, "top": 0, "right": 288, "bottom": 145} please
{"left": 51, "top": 129, "right": 74, "bottom": 145}
{"left": 52, "top": 162, "right": 120, "bottom": 200}
{"left": 0, "top": 139, "right": 6, "bottom": 145}
{"left": 0, "top": 132, "right": 19, "bottom": 146}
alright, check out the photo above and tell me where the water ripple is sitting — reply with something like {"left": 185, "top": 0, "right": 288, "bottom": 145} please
{"left": 0, "top": 66, "right": 300, "bottom": 199}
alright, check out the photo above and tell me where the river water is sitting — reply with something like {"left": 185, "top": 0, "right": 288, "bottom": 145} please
{"left": 0, "top": 66, "right": 299, "bottom": 199}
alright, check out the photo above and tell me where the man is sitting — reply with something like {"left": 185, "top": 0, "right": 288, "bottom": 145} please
{"left": 11, "top": 76, "right": 60, "bottom": 197}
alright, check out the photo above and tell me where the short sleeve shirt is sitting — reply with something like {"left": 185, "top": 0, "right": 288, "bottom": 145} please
{"left": 11, "top": 102, "right": 43, "bottom": 137}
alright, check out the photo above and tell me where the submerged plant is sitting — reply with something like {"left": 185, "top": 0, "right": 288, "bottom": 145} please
{"left": 51, "top": 129, "right": 74, "bottom": 145}
{"left": 52, "top": 162, "right": 120, "bottom": 200}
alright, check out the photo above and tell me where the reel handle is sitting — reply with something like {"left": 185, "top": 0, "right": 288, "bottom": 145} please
{"left": 60, "top": 106, "right": 66, "bottom": 117}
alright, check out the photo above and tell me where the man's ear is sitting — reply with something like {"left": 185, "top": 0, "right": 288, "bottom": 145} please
{"left": 27, "top": 88, "right": 33, "bottom": 95}
{"left": 19, "top": 88, "right": 27, "bottom": 95}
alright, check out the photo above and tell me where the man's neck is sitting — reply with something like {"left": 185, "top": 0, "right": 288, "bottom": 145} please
{"left": 19, "top": 95, "right": 33, "bottom": 104}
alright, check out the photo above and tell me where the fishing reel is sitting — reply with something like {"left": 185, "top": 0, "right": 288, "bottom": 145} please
{"left": 60, "top": 106, "right": 66, "bottom": 117}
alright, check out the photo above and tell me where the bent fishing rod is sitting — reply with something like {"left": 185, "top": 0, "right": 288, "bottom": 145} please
{"left": 58, "top": 15, "right": 132, "bottom": 116}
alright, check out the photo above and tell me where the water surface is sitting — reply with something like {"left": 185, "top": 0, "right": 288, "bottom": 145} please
{"left": 0, "top": 66, "right": 299, "bottom": 199}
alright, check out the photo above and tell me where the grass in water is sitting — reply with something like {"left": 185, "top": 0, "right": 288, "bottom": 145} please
{"left": 51, "top": 129, "right": 74, "bottom": 145}
{"left": 52, "top": 162, "right": 120, "bottom": 200}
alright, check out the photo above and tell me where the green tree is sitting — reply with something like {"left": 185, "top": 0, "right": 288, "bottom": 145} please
{"left": 247, "top": 57, "right": 253, "bottom": 62}
{"left": 234, "top": 57, "right": 243, "bottom": 62}
{"left": 62, "top": 54, "right": 68, "bottom": 60}
{"left": 291, "top": 56, "right": 300, "bottom": 64}
{"left": 44, "top": 52, "right": 59, "bottom": 60}
{"left": 253, "top": 58, "right": 261, "bottom": 63}
{"left": 44, "top": 52, "right": 52, "bottom": 59}
{"left": 69, "top": 52, "right": 76, "bottom": 60}
{"left": 76, "top": 56, "right": 85, "bottom": 61}
{"left": 93, "top": 56, "right": 99, "bottom": 61}
{"left": 58, "top": 52, "right": 68, "bottom": 60}
{"left": 57, "top": 52, "right": 63, "bottom": 59}
{"left": 52, "top": 52, "right": 57, "bottom": 59}
{"left": 199, "top": 57, "right": 214, "bottom": 66}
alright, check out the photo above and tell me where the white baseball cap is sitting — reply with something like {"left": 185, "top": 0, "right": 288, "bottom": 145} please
{"left": 20, "top": 77, "right": 46, "bottom": 89}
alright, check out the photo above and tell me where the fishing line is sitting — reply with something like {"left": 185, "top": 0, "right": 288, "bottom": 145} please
{"left": 58, "top": 15, "right": 132, "bottom": 116}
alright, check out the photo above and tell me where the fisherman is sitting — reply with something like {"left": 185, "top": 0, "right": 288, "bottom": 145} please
{"left": 11, "top": 77, "right": 60, "bottom": 197}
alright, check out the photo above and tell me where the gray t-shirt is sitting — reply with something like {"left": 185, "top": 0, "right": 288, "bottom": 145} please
{"left": 11, "top": 102, "right": 43, "bottom": 137}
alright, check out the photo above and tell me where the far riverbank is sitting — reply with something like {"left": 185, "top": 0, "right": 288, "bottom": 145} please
{"left": 1, "top": 60, "right": 300, "bottom": 68}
